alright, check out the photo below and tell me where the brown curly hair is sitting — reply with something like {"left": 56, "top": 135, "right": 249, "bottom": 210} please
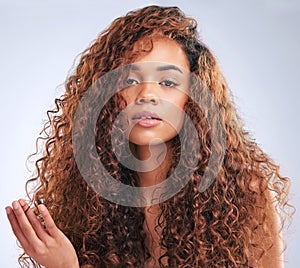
{"left": 20, "top": 5, "right": 292, "bottom": 267}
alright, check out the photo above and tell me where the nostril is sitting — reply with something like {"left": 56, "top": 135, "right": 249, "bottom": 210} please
{"left": 136, "top": 97, "right": 158, "bottom": 105}
{"left": 150, "top": 98, "right": 158, "bottom": 105}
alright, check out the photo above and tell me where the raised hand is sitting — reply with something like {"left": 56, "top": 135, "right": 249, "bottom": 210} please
{"left": 5, "top": 199, "right": 79, "bottom": 268}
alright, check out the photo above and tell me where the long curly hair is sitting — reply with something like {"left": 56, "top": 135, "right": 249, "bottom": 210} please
{"left": 20, "top": 5, "right": 292, "bottom": 267}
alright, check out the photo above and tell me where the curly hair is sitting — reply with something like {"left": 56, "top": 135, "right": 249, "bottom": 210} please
{"left": 20, "top": 5, "right": 292, "bottom": 267}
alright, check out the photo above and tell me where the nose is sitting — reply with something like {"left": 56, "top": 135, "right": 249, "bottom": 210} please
{"left": 136, "top": 96, "right": 159, "bottom": 105}
{"left": 135, "top": 82, "right": 159, "bottom": 105}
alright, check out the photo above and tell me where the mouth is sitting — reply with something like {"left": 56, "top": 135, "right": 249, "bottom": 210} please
{"left": 131, "top": 111, "right": 162, "bottom": 127}
{"left": 132, "top": 111, "right": 162, "bottom": 121}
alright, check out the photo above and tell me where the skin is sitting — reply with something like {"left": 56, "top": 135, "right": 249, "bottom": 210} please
{"left": 123, "top": 38, "right": 189, "bottom": 147}
{"left": 122, "top": 38, "right": 190, "bottom": 267}
{"left": 5, "top": 38, "right": 284, "bottom": 267}
{"left": 5, "top": 200, "right": 79, "bottom": 268}
{"left": 5, "top": 38, "right": 190, "bottom": 268}
{"left": 122, "top": 38, "right": 190, "bottom": 188}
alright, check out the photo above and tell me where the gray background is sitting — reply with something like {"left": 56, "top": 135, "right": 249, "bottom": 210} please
{"left": 0, "top": 0, "right": 299, "bottom": 266}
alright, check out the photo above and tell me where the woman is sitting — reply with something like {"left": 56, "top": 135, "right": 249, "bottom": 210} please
{"left": 5, "top": 5, "right": 291, "bottom": 267}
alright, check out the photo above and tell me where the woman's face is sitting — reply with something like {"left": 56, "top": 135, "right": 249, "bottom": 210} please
{"left": 121, "top": 38, "right": 190, "bottom": 146}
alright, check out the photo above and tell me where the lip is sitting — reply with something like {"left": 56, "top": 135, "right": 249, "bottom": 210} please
{"left": 131, "top": 110, "right": 162, "bottom": 128}
{"left": 132, "top": 110, "right": 162, "bottom": 121}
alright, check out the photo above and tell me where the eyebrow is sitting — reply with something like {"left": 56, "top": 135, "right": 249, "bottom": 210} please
{"left": 130, "top": 64, "right": 183, "bottom": 73}
{"left": 156, "top": 65, "right": 183, "bottom": 73}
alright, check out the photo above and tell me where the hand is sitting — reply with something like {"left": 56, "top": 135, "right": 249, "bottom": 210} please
{"left": 5, "top": 199, "right": 80, "bottom": 268}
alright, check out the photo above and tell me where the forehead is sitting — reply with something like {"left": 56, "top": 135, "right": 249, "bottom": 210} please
{"left": 129, "top": 62, "right": 184, "bottom": 74}
{"left": 130, "top": 37, "right": 190, "bottom": 72}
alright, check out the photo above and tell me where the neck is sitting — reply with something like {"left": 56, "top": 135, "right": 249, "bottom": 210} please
{"left": 130, "top": 141, "right": 172, "bottom": 188}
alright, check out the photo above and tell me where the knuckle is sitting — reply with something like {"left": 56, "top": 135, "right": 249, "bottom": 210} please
{"left": 21, "top": 224, "right": 32, "bottom": 234}
{"left": 32, "top": 246, "right": 47, "bottom": 256}
{"left": 24, "top": 248, "right": 32, "bottom": 257}
{"left": 13, "top": 208, "right": 23, "bottom": 216}
{"left": 44, "top": 218, "right": 56, "bottom": 230}
{"left": 23, "top": 245, "right": 35, "bottom": 257}
{"left": 47, "top": 221, "right": 56, "bottom": 230}
{"left": 31, "top": 217, "right": 41, "bottom": 227}
{"left": 18, "top": 240, "right": 29, "bottom": 251}
{"left": 44, "top": 237, "right": 56, "bottom": 248}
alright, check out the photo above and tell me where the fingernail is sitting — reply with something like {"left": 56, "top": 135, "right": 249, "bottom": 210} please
{"left": 12, "top": 201, "right": 19, "bottom": 210}
{"left": 5, "top": 207, "right": 11, "bottom": 215}
{"left": 38, "top": 204, "right": 45, "bottom": 212}
{"left": 19, "top": 199, "right": 25, "bottom": 206}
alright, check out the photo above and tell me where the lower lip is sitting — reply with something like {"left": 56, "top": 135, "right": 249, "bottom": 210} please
{"left": 133, "top": 119, "right": 162, "bottom": 128}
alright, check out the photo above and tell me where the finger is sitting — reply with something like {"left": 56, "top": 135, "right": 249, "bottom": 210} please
{"left": 11, "top": 201, "right": 43, "bottom": 246}
{"left": 18, "top": 199, "right": 50, "bottom": 242}
{"left": 38, "top": 204, "right": 59, "bottom": 238}
{"left": 5, "top": 206, "right": 29, "bottom": 249}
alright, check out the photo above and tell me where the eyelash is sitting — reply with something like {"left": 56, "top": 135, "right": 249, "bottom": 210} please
{"left": 126, "top": 78, "right": 139, "bottom": 85}
{"left": 126, "top": 78, "right": 179, "bottom": 88}
{"left": 159, "top": 80, "right": 179, "bottom": 88}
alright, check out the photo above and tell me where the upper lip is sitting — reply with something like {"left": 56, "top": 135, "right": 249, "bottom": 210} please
{"left": 132, "top": 110, "right": 162, "bottom": 120}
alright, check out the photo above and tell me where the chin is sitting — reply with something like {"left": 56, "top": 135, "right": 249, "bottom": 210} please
{"left": 128, "top": 134, "right": 177, "bottom": 147}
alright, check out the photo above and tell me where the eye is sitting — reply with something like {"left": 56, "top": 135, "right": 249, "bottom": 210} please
{"left": 126, "top": 78, "right": 139, "bottom": 85}
{"left": 159, "top": 80, "right": 179, "bottom": 88}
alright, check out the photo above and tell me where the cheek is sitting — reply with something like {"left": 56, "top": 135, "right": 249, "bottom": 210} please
{"left": 178, "top": 95, "right": 188, "bottom": 109}
{"left": 169, "top": 93, "right": 188, "bottom": 110}
{"left": 120, "top": 90, "right": 134, "bottom": 105}
{"left": 161, "top": 99, "right": 187, "bottom": 132}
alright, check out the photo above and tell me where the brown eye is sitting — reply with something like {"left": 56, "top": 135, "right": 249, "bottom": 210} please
{"left": 159, "top": 80, "right": 179, "bottom": 88}
{"left": 126, "top": 78, "right": 139, "bottom": 85}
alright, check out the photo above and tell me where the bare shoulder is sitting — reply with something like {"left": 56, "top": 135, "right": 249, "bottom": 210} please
{"left": 248, "top": 182, "right": 284, "bottom": 268}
